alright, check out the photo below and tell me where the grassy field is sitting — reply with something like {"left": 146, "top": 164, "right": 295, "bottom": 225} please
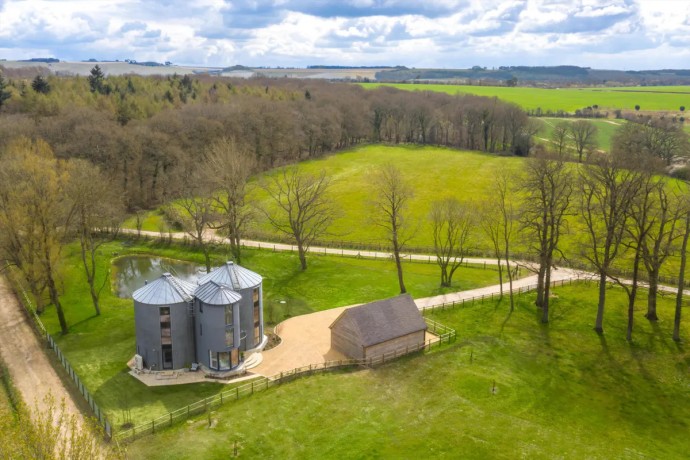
{"left": 126, "top": 282, "right": 690, "bottom": 459}
{"left": 533, "top": 117, "right": 624, "bottom": 152}
{"left": 37, "top": 238, "right": 503, "bottom": 428}
{"left": 360, "top": 82, "right": 690, "bottom": 113}
{"left": 247, "top": 145, "right": 525, "bottom": 249}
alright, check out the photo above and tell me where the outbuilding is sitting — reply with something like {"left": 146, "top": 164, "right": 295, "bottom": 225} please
{"left": 329, "top": 294, "right": 427, "bottom": 360}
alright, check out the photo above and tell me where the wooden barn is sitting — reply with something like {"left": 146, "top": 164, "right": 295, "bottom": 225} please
{"left": 329, "top": 294, "right": 427, "bottom": 360}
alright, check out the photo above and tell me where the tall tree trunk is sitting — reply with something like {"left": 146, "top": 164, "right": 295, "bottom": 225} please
{"left": 297, "top": 242, "right": 308, "bottom": 271}
{"left": 595, "top": 271, "right": 607, "bottom": 333}
{"left": 674, "top": 214, "right": 690, "bottom": 342}
{"left": 80, "top": 236, "right": 100, "bottom": 316}
{"left": 627, "top": 247, "right": 642, "bottom": 341}
{"left": 646, "top": 270, "right": 659, "bottom": 321}
{"left": 496, "top": 259, "right": 504, "bottom": 297}
{"left": 505, "top": 256, "right": 514, "bottom": 311}
{"left": 535, "top": 263, "right": 546, "bottom": 309}
{"left": 541, "top": 264, "right": 551, "bottom": 323}
{"left": 45, "top": 257, "right": 67, "bottom": 334}
{"left": 393, "top": 239, "right": 406, "bottom": 294}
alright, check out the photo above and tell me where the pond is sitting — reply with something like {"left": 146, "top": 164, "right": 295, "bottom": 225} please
{"left": 112, "top": 255, "right": 205, "bottom": 299}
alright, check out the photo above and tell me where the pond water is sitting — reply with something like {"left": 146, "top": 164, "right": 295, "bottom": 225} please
{"left": 113, "top": 255, "right": 205, "bottom": 299}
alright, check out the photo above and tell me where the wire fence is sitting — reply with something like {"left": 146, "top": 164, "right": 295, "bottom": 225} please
{"left": 114, "top": 317, "right": 456, "bottom": 443}
{"left": 3, "top": 263, "right": 112, "bottom": 438}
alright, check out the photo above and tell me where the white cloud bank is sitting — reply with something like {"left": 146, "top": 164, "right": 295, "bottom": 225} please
{"left": 0, "top": 0, "right": 688, "bottom": 69}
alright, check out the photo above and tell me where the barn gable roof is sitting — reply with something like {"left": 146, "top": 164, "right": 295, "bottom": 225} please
{"left": 330, "top": 294, "right": 426, "bottom": 347}
{"left": 132, "top": 273, "right": 195, "bottom": 305}
{"left": 198, "top": 261, "right": 262, "bottom": 290}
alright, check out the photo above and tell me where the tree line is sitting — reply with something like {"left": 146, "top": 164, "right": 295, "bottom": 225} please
{"left": 0, "top": 69, "right": 533, "bottom": 211}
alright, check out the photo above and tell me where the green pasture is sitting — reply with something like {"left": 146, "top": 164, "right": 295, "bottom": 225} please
{"left": 360, "top": 82, "right": 690, "bottom": 113}
{"left": 36, "top": 238, "right": 502, "bottom": 428}
{"left": 127, "top": 282, "right": 690, "bottom": 459}
{"left": 533, "top": 117, "right": 625, "bottom": 153}
{"left": 247, "top": 145, "right": 524, "bottom": 250}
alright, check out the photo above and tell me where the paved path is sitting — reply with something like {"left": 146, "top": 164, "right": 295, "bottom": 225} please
{"left": 0, "top": 274, "right": 82, "bottom": 422}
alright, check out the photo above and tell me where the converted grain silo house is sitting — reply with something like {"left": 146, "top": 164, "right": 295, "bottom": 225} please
{"left": 132, "top": 261, "right": 266, "bottom": 373}
{"left": 329, "top": 294, "right": 427, "bottom": 360}
{"left": 133, "top": 274, "right": 196, "bottom": 370}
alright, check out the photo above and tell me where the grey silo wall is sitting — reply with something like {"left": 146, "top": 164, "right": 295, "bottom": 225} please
{"left": 195, "top": 301, "right": 240, "bottom": 368}
{"left": 237, "top": 284, "right": 263, "bottom": 351}
{"left": 134, "top": 300, "right": 195, "bottom": 370}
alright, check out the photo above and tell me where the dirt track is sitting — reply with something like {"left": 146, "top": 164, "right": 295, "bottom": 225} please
{"left": 0, "top": 275, "right": 82, "bottom": 420}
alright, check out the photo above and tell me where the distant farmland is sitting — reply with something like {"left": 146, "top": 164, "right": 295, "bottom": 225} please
{"left": 359, "top": 83, "right": 690, "bottom": 113}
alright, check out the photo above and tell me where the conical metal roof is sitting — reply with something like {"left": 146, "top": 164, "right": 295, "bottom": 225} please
{"left": 132, "top": 273, "right": 195, "bottom": 305}
{"left": 198, "top": 261, "right": 262, "bottom": 290}
{"left": 194, "top": 281, "right": 242, "bottom": 306}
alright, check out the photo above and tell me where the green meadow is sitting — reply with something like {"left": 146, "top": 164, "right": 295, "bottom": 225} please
{"left": 360, "top": 82, "right": 690, "bottom": 113}
{"left": 247, "top": 145, "right": 524, "bottom": 249}
{"left": 36, "top": 238, "right": 501, "bottom": 428}
{"left": 533, "top": 117, "right": 624, "bottom": 152}
{"left": 127, "top": 282, "right": 690, "bottom": 459}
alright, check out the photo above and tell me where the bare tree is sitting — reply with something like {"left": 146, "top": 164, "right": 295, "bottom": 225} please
{"left": 370, "top": 164, "right": 414, "bottom": 294}
{"left": 640, "top": 182, "right": 683, "bottom": 321}
{"left": 430, "top": 198, "right": 473, "bottom": 287}
{"left": 550, "top": 121, "right": 571, "bottom": 156}
{"left": 519, "top": 151, "right": 573, "bottom": 323}
{"left": 619, "top": 166, "right": 659, "bottom": 341}
{"left": 203, "top": 137, "right": 255, "bottom": 263}
{"left": 570, "top": 120, "right": 598, "bottom": 162}
{"left": 479, "top": 200, "right": 505, "bottom": 296}
{"left": 167, "top": 173, "right": 215, "bottom": 272}
{"left": 260, "top": 167, "right": 335, "bottom": 270}
{"left": 578, "top": 152, "right": 642, "bottom": 334}
{"left": 496, "top": 173, "right": 517, "bottom": 311}
{"left": 65, "top": 159, "right": 124, "bottom": 315}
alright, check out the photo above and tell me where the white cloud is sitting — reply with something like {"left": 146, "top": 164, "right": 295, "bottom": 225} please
{"left": 0, "top": 0, "right": 687, "bottom": 69}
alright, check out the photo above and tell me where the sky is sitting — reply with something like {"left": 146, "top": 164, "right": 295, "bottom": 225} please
{"left": 0, "top": 0, "right": 689, "bottom": 70}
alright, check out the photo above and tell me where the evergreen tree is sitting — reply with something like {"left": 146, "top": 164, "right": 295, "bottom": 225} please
{"left": 88, "top": 65, "right": 105, "bottom": 94}
{"left": 31, "top": 75, "right": 51, "bottom": 94}
{"left": 0, "top": 73, "right": 11, "bottom": 109}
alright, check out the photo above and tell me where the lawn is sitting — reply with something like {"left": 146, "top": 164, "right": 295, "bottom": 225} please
{"left": 125, "top": 282, "right": 690, "bottom": 459}
{"left": 37, "top": 238, "right": 503, "bottom": 428}
{"left": 360, "top": 82, "right": 690, "bottom": 113}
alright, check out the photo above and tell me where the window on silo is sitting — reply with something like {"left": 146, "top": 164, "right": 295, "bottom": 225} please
{"left": 160, "top": 307, "right": 172, "bottom": 345}
{"left": 253, "top": 289, "right": 261, "bottom": 344}
{"left": 225, "top": 328, "right": 233, "bottom": 347}
{"left": 225, "top": 304, "right": 233, "bottom": 326}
